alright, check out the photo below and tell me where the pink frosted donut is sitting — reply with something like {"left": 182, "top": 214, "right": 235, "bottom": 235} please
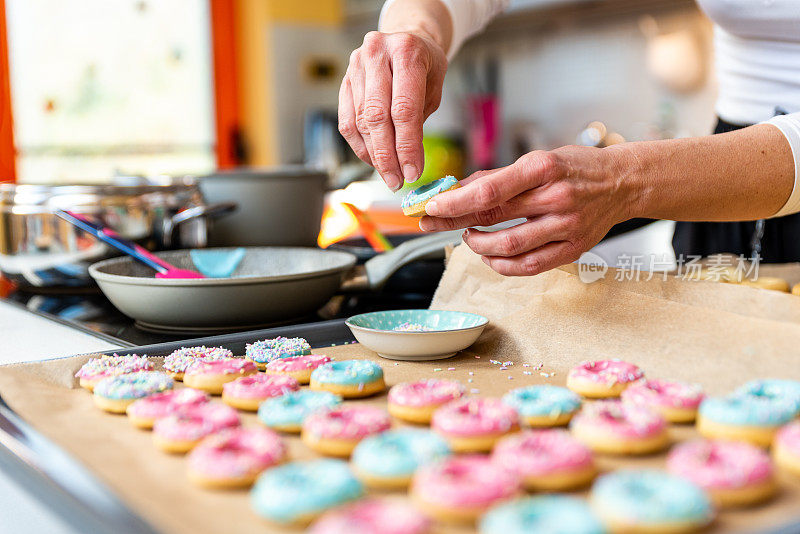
{"left": 566, "top": 359, "right": 644, "bottom": 398}
{"left": 309, "top": 498, "right": 431, "bottom": 534}
{"left": 265, "top": 354, "right": 331, "bottom": 384}
{"left": 388, "top": 379, "right": 465, "bottom": 423}
{"left": 570, "top": 400, "right": 668, "bottom": 454}
{"left": 431, "top": 397, "right": 519, "bottom": 453}
{"left": 667, "top": 439, "right": 776, "bottom": 506}
{"left": 222, "top": 374, "right": 299, "bottom": 411}
{"left": 775, "top": 422, "right": 800, "bottom": 477}
{"left": 187, "top": 427, "right": 286, "bottom": 489}
{"left": 126, "top": 388, "right": 209, "bottom": 429}
{"left": 492, "top": 430, "right": 596, "bottom": 491}
{"left": 153, "top": 402, "right": 240, "bottom": 453}
{"left": 75, "top": 354, "right": 153, "bottom": 391}
{"left": 411, "top": 455, "right": 521, "bottom": 522}
{"left": 621, "top": 379, "right": 705, "bottom": 422}
{"left": 183, "top": 358, "right": 258, "bottom": 395}
{"left": 302, "top": 405, "right": 392, "bottom": 457}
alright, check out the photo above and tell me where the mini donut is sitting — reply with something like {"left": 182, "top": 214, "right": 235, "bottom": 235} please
{"left": 183, "top": 358, "right": 258, "bottom": 395}
{"left": 309, "top": 498, "right": 431, "bottom": 534}
{"left": 351, "top": 428, "right": 451, "bottom": 489}
{"left": 792, "top": 283, "right": 800, "bottom": 296}
{"left": 152, "top": 402, "right": 240, "bottom": 453}
{"left": 221, "top": 374, "right": 299, "bottom": 412}
{"left": 75, "top": 354, "right": 153, "bottom": 391}
{"left": 251, "top": 459, "right": 364, "bottom": 526}
{"left": 774, "top": 421, "right": 800, "bottom": 476}
{"left": 162, "top": 346, "right": 232, "bottom": 381}
{"left": 126, "top": 388, "right": 209, "bottom": 429}
{"left": 410, "top": 455, "right": 521, "bottom": 524}
{"left": 566, "top": 359, "right": 644, "bottom": 398}
{"left": 92, "top": 371, "right": 173, "bottom": 414}
{"left": 302, "top": 405, "right": 392, "bottom": 457}
{"left": 258, "top": 390, "right": 342, "bottom": 433}
{"left": 590, "top": 470, "right": 715, "bottom": 534}
{"left": 735, "top": 379, "right": 800, "bottom": 413}
{"left": 492, "top": 430, "right": 596, "bottom": 491}
{"left": 186, "top": 427, "right": 286, "bottom": 489}
{"left": 431, "top": 397, "right": 520, "bottom": 453}
{"left": 697, "top": 393, "right": 797, "bottom": 448}
{"left": 310, "top": 359, "right": 385, "bottom": 398}
{"left": 245, "top": 336, "right": 311, "bottom": 370}
{"left": 502, "top": 385, "right": 581, "bottom": 427}
{"left": 570, "top": 400, "right": 669, "bottom": 455}
{"left": 667, "top": 439, "right": 776, "bottom": 507}
{"left": 388, "top": 379, "right": 465, "bottom": 424}
{"left": 401, "top": 175, "right": 460, "bottom": 217}
{"left": 621, "top": 379, "right": 705, "bottom": 423}
{"left": 737, "top": 276, "right": 790, "bottom": 292}
{"left": 480, "top": 496, "right": 605, "bottom": 534}
{"left": 264, "top": 354, "right": 331, "bottom": 384}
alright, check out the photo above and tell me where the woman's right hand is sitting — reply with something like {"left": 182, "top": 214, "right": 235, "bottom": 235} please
{"left": 339, "top": 30, "right": 448, "bottom": 191}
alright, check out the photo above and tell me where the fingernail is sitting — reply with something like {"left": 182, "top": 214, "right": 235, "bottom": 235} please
{"left": 425, "top": 200, "right": 438, "bottom": 216}
{"left": 384, "top": 173, "right": 402, "bottom": 191}
{"left": 481, "top": 256, "right": 490, "bottom": 265}
{"left": 419, "top": 218, "right": 431, "bottom": 231}
{"left": 403, "top": 164, "right": 419, "bottom": 183}
{"left": 462, "top": 229, "right": 469, "bottom": 241}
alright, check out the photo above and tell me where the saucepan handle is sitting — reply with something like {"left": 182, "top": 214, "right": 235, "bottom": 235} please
{"left": 162, "top": 202, "right": 237, "bottom": 246}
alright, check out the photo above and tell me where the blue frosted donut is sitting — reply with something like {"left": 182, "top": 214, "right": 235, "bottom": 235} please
{"left": 352, "top": 429, "right": 451, "bottom": 484}
{"left": 245, "top": 336, "right": 311, "bottom": 365}
{"left": 735, "top": 379, "right": 800, "bottom": 413}
{"left": 502, "top": 385, "right": 581, "bottom": 425}
{"left": 590, "top": 470, "right": 713, "bottom": 531}
{"left": 251, "top": 459, "right": 363, "bottom": 524}
{"left": 402, "top": 175, "right": 459, "bottom": 208}
{"left": 699, "top": 393, "right": 797, "bottom": 427}
{"left": 258, "top": 390, "right": 341, "bottom": 431}
{"left": 480, "top": 496, "right": 606, "bottom": 534}
{"left": 94, "top": 371, "right": 173, "bottom": 400}
{"left": 311, "top": 360, "right": 383, "bottom": 387}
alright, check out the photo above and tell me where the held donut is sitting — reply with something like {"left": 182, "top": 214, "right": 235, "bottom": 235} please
{"left": 431, "top": 397, "right": 520, "bottom": 453}
{"left": 302, "top": 405, "right": 392, "bottom": 457}
{"left": 590, "top": 470, "right": 715, "bottom": 534}
{"left": 183, "top": 358, "right": 258, "bottom": 395}
{"left": 186, "top": 427, "right": 286, "bottom": 489}
{"left": 126, "top": 388, "right": 209, "bottom": 429}
{"left": 401, "top": 176, "right": 460, "bottom": 217}
{"left": 75, "top": 354, "right": 153, "bottom": 391}
{"left": 410, "top": 455, "right": 521, "bottom": 524}
{"left": 245, "top": 337, "right": 311, "bottom": 370}
{"left": 566, "top": 359, "right": 644, "bottom": 398}
{"left": 697, "top": 393, "right": 797, "bottom": 448}
{"left": 774, "top": 421, "right": 800, "bottom": 477}
{"left": 92, "top": 371, "right": 173, "bottom": 414}
{"left": 309, "top": 498, "right": 432, "bottom": 534}
{"left": 351, "top": 429, "right": 451, "bottom": 489}
{"left": 570, "top": 400, "right": 669, "bottom": 455}
{"left": 258, "top": 390, "right": 342, "bottom": 433}
{"left": 480, "top": 496, "right": 605, "bottom": 534}
{"left": 621, "top": 379, "right": 705, "bottom": 423}
{"left": 667, "top": 439, "right": 776, "bottom": 507}
{"left": 388, "top": 379, "right": 465, "bottom": 424}
{"left": 152, "top": 402, "right": 240, "bottom": 453}
{"left": 221, "top": 374, "right": 299, "bottom": 412}
{"left": 251, "top": 459, "right": 364, "bottom": 526}
{"left": 502, "top": 385, "right": 582, "bottom": 427}
{"left": 310, "top": 360, "right": 386, "bottom": 398}
{"left": 265, "top": 354, "right": 332, "bottom": 384}
{"left": 163, "top": 346, "right": 233, "bottom": 381}
{"left": 491, "top": 430, "right": 596, "bottom": 491}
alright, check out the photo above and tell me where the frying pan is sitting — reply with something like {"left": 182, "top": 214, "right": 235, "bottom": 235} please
{"left": 88, "top": 231, "right": 462, "bottom": 331}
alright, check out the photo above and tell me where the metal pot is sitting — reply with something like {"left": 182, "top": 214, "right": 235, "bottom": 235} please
{"left": 0, "top": 177, "right": 235, "bottom": 288}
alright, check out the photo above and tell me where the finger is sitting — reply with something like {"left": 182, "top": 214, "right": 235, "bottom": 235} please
{"left": 391, "top": 54, "right": 426, "bottom": 184}
{"left": 418, "top": 190, "right": 542, "bottom": 232}
{"left": 425, "top": 152, "right": 559, "bottom": 218}
{"left": 338, "top": 78, "right": 371, "bottom": 164}
{"left": 482, "top": 240, "right": 580, "bottom": 276}
{"left": 349, "top": 51, "right": 377, "bottom": 170}
{"left": 460, "top": 167, "right": 505, "bottom": 186}
{"left": 463, "top": 217, "right": 565, "bottom": 257}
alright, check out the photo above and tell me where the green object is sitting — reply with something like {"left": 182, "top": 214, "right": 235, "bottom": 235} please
{"left": 398, "top": 134, "right": 463, "bottom": 194}
{"left": 346, "top": 309, "right": 488, "bottom": 332}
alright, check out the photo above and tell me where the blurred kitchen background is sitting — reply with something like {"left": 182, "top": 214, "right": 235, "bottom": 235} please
{"left": 0, "top": 0, "right": 712, "bottom": 337}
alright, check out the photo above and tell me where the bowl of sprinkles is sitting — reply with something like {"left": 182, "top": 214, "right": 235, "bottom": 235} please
{"left": 345, "top": 309, "right": 488, "bottom": 361}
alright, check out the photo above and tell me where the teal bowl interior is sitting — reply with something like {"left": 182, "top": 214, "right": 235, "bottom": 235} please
{"left": 346, "top": 309, "right": 488, "bottom": 332}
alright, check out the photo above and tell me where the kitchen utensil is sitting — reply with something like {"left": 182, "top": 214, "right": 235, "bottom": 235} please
{"left": 345, "top": 309, "right": 489, "bottom": 360}
{"left": 88, "top": 231, "right": 462, "bottom": 330}
{"left": 189, "top": 248, "right": 246, "bottom": 278}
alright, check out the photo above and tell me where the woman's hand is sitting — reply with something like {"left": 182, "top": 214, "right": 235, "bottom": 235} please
{"left": 419, "top": 146, "right": 638, "bottom": 276}
{"left": 338, "top": 30, "right": 448, "bottom": 191}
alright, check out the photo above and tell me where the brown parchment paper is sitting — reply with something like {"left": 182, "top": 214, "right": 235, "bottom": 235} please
{"left": 4, "top": 244, "right": 800, "bottom": 533}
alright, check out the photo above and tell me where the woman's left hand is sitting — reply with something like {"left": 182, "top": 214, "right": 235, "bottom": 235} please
{"left": 419, "top": 145, "right": 637, "bottom": 276}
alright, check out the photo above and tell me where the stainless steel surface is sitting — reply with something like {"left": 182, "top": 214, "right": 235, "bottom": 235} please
{"left": 0, "top": 178, "right": 234, "bottom": 287}
{"left": 199, "top": 166, "right": 326, "bottom": 247}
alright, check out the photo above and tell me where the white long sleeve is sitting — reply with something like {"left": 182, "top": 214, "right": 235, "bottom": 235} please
{"left": 379, "top": 0, "right": 509, "bottom": 60}
{"left": 765, "top": 113, "right": 800, "bottom": 217}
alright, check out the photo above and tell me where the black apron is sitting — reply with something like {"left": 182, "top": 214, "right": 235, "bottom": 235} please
{"left": 672, "top": 117, "right": 800, "bottom": 263}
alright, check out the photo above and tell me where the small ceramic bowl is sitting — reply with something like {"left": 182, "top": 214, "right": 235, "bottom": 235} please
{"left": 345, "top": 309, "right": 489, "bottom": 361}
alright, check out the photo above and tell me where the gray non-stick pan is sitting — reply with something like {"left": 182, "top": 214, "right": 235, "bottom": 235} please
{"left": 88, "top": 231, "right": 462, "bottom": 331}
